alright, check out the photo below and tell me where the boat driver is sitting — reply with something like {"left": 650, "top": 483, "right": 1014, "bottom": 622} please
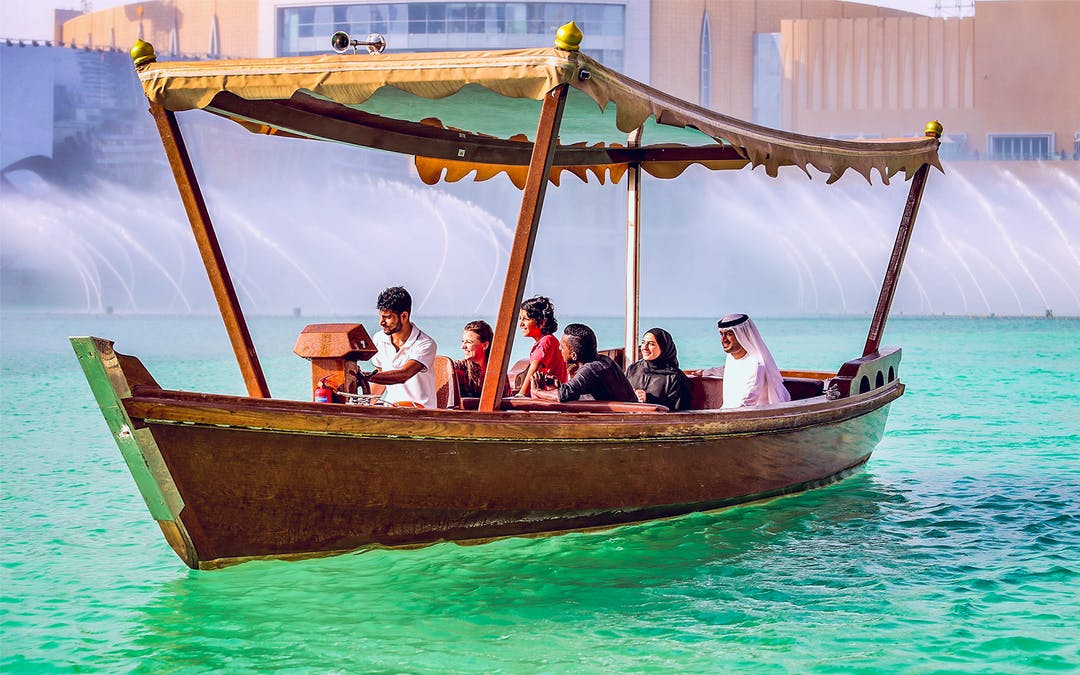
{"left": 363, "top": 286, "right": 438, "bottom": 408}
{"left": 715, "top": 313, "right": 791, "bottom": 409}
{"left": 530, "top": 323, "right": 637, "bottom": 404}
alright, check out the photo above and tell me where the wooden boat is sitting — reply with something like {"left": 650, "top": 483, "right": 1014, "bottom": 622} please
{"left": 72, "top": 25, "right": 941, "bottom": 569}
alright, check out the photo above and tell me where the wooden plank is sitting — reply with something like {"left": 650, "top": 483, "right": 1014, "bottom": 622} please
{"left": 480, "top": 84, "right": 569, "bottom": 412}
{"left": 122, "top": 381, "right": 900, "bottom": 442}
{"left": 149, "top": 103, "right": 270, "bottom": 398}
{"left": 863, "top": 163, "right": 930, "bottom": 356}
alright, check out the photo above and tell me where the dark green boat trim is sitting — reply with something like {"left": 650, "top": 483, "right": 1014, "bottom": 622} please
{"left": 70, "top": 336, "right": 182, "bottom": 522}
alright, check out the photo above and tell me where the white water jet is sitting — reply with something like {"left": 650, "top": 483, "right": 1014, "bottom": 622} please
{"left": 1015, "top": 243, "right": 1080, "bottom": 308}
{"left": 4, "top": 131, "right": 1079, "bottom": 318}
{"left": 950, "top": 239, "right": 1026, "bottom": 315}
{"left": 1003, "top": 167, "right": 1080, "bottom": 273}
{"left": 951, "top": 168, "right": 1049, "bottom": 313}
{"left": 926, "top": 209, "right": 989, "bottom": 314}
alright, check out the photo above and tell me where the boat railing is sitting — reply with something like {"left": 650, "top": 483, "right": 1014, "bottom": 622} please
{"left": 828, "top": 347, "right": 903, "bottom": 398}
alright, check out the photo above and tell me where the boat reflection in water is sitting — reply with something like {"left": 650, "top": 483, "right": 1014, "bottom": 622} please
{"left": 72, "top": 24, "right": 942, "bottom": 569}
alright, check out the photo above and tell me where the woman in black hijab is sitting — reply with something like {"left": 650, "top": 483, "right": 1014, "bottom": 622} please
{"left": 625, "top": 327, "right": 692, "bottom": 411}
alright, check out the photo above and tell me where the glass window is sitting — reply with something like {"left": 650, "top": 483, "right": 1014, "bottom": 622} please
{"left": 467, "top": 4, "right": 486, "bottom": 33}
{"left": 429, "top": 3, "right": 446, "bottom": 33}
{"left": 370, "top": 5, "right": 389, "bottom": 33}
{"left": 504, "top": 3, "right": 526, "bottom": 33}
{"left": 333, "top": 6, "right": 349, "bottom": 32}
{"left": 448, "top": 3, "right": 467, "bottom": 33}
{"left": 297, "top": 7, "right": 315, "bottom": 39}
{"left": 347, "top": 6, "right": 368, "bottom": 23}
{"left": 279, "top": 2, "right": 625, "bottom": 59}
{"left": 989, "top": 134, "right": 1052, "bottom": 160}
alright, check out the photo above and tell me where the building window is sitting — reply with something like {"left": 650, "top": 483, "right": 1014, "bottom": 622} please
{"left": 988, "top": 134, "right": 1053, "bottom": 160}
{"left": 700, "top": 12, "right": 711, "bottom": 109}
{"left": 277, "top": 3, "right": 625, "bottom": 69}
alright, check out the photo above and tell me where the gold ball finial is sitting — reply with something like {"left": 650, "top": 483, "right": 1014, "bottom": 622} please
{"left": 924, "top": 120, "right": 943, "bottom": 138}
{"left": 131, "top": 39, "right": 156, "bottom": 68}
{"left": 555, "top": 21, "right": 583, "bottom": 51}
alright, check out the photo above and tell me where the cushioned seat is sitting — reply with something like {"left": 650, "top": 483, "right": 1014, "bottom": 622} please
{"left": 365, "top": 355, "right": 459, "bottom": 408}
{"left": 783, "top": 376, "right": 825, "bottom": 401}
{"left": 686, "top": 374, "right": 826, "bottom": 409}
{"left": 687, "top": 375, "right": 724, "bottom": 410}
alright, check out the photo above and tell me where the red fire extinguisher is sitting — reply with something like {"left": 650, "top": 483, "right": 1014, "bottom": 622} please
{"left": 314, "top": 376, "right": 335, "bottom": 403}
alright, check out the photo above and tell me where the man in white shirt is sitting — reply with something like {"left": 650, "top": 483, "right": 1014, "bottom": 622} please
{"left": 365, "top": 286, "right": 438, "bottom": 408}
{"left": 717, "top": 313, "right": 791, "bottom": 409}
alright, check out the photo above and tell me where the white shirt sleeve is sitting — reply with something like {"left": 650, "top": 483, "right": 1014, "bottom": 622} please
{"left": 738, "top": 362, "right": 765, "bottom": 407}
{"left": 405, "top": 332, "right": 437, "bottom": 372}
{"left": 369, "top": 332, "right": 387, "bottom": 370}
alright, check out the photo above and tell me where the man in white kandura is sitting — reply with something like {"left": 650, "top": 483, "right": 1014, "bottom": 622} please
{"left": 365, "top": 286, "right": 438, "bottom": 408}
{"left": 716, "top": 313, "right": 791, "bottom": 409}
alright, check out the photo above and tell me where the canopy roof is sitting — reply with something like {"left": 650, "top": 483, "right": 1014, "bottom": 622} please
{"left": 137, "top": 46, "right": 941, "bottom": 187}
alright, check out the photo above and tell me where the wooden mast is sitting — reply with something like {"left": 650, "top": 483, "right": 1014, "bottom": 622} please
{"left": 147, "top": 103, "right": 270, "bottom": 398}
{"left": 862, "top": 122, "right": 940, "bottom": 357}
{"left": 479, "top": 83, "right": 570, "bottom": 412}
{"left": 623, "top": 128, "right": 644, "bottom": 368}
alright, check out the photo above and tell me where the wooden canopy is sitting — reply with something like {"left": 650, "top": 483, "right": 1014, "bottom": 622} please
{"left": 137, "top": 47, "right": 941, "bottom": 187}
{"left": 135, "top": 36, "right": 940, "bottom": 411}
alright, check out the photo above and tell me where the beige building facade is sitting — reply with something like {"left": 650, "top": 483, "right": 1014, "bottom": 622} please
{"left": 776, "top": 1, "right": 1079, "bottom": 157}
{"left": 58, "top": 0, "right": 1078, "bottom": 158}
{"left": 59, "top": 1, "right": 259, "bottom": 59}
{"left": 648, "top": 1, "right": 913, "bottom": 124}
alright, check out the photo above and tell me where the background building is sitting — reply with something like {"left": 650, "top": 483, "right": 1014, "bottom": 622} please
{"left": 52, "top": 0, "right": 1078, "bottom": 160}
{"left": 776, "top": 0, "right": 1080, "bottom": 158}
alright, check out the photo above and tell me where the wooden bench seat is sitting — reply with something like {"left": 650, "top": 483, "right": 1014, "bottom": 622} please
{"left": 459, "top": 397, "right": 669, "bottom": 413}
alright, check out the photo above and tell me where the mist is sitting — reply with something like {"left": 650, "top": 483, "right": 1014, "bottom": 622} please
{"left": 2, "top": 108, "right": 1078, "bottom": 319}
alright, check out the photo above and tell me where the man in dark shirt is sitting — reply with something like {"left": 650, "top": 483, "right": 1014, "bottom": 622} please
{"left": 531, "top": 323, "right": 637, "bottom": 403}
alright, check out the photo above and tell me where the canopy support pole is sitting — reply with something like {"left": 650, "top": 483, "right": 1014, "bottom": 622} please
{"left": 480, "top": 84, "right": 569, "bottom": 413}
{"left": 623, "top": 128, "right": 644, "bottom": 369}
{"left": 149, "top": 103, "right": 270, "bottom": 398}
{"left": 863, "top": 162, "right": 931, "bottom": 357}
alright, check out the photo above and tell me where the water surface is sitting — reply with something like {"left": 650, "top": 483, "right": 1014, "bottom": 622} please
{"left": 2, "top": 314, "right": 1077, "bottom": 672}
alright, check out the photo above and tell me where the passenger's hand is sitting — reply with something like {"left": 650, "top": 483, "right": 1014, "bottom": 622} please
{"left": 356, "top": 370, "right": 371, "bottom": 395}
{"left": 531, "top": 371, "right": 551, "bottom": 391}
{"left": 635, "top": 388, "right": 646, "bottom": 403}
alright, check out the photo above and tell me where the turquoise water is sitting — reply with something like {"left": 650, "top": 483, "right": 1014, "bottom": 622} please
{"left": 2, "top": 313, "right": 1078, "bottom": 672}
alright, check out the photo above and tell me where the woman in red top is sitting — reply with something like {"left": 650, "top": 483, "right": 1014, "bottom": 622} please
{"left": 517, "top": 295, "right": 568, "bottom": 397}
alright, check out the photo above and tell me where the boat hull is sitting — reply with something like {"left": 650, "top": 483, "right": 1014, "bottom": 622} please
{"left": 148, "top": 410, "right": 886, "bottom": 563}
{"left": 73, "top": 336, "right": 901, "bottom": 569}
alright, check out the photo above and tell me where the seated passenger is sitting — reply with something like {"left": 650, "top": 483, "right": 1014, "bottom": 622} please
{"left": 716, "top": 313, "right": 791, "bottom": 409}
{"left": 625, "top": 327, "right": 692, "bottom": 411}
{"left": 515, "top": 295, "right": 568, "bottom": 397}
{"left": 363, "top": 286, "right": 437, "bottom": 408}
{"left": 531, "top": 323, "right": 637, "bottom": 403}
{"left": 454, "top": 319, "right": 506, "bottom": 398}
